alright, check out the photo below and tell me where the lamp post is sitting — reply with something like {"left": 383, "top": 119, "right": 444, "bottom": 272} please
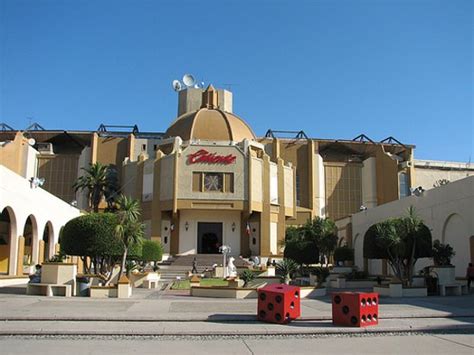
{"left": 219, "top": 245, "right": 231, "bottom": 278}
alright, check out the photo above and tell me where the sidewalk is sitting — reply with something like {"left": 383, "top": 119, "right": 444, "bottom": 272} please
{"left": 0, "top": 286, "right": 473, "bottom": 335}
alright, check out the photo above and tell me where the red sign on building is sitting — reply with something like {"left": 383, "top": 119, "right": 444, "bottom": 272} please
{"left": 187, "top": 149, "right": 236, "bottom": 165}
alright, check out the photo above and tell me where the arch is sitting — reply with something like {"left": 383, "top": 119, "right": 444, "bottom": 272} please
{"left": 442, "top": 213, "right": 469, "bottom": 277}
{"left": 0, "top": 207, "right": 17, "bottom": 274}
{"left": 22, "top": 214, "right": 39, "bottom": 268}
{"left": 42, "top": 221, "right": 54, "bottom": 262}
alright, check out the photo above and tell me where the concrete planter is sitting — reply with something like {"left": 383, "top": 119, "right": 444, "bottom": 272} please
{"left": 90, "top": 286, "right": 118, "bottom": 298}
{"left": 190, "top": 285, "right": 326, "bottom": 299}
{"left": 190, "top": 286, "right": 257, "bottom": 299}
{"left": 41, "top": 263, "right": 77, "bottom": 295}
{"left": 374, "top": 284, "right": 427, "bottom": 297}
{"left": 431, "top": 266, "right": 455, "bottom": 286}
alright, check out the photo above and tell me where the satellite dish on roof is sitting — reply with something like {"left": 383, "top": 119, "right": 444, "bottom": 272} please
{"left": 27, "top": 138, "right": 36, "bottom": 146}
{"left": 172, "top": 80, "right": 182, "bottom": 91}
{"left": 182, "top": 74, "right": 196, "bottom": 87}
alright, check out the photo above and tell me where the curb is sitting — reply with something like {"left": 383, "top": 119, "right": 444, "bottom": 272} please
{"left": 1, "top": 324, "right": 474, "bottom": 337}
{"left": 1, "top": 314, "right": 474, "bottom": 322}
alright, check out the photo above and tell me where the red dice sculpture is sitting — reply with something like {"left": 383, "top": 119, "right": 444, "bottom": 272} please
{"left": 257, "top": 284, "right": 301, "bottom": 324}
{"left": 332, "top": 292, "right": 379, "bottom": 327}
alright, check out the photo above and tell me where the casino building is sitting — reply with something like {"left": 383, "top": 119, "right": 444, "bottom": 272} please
{"left": 5, "top": 84, "right": 471, "bottom": 266}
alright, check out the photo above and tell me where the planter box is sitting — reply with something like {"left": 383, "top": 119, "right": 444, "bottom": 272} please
{"left": 190, "top": 285, "right": 326, "bottom": 299}
{"left": 431, "top": 266, "right": 455, "bottom": 286}
{"left": 190, "top": 286, "right": 257, "bottom": 299}
{"left": 129, "top": 271, "right": 161, "bottom": 288}
{"left": 90, "top": 286, "right": 118, "bottom": 298}
{"left": 41, "top": 263, "right": 77, "bottom": 296}
{"left": 374, "top": 284, "right": 427, "bottom": 297}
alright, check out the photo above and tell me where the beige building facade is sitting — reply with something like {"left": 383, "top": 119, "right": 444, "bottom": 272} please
{"left": 5, "top": 84, "right": 463, "bottom": 263}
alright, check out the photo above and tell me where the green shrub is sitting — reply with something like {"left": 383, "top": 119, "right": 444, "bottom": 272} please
{"left": 283, "top": 226, "right": 319, "bottom": 265}
{"left": 432, "top": 240, "right": 455, "bottom": 266}
{"left": 141, "top": 240, "right": 163, "bottom": 262}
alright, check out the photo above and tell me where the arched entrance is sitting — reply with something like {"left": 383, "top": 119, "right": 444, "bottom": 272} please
{"left": 42, "top": 222, "right": 54, "bottom": 262}
{"left": 442, "top": 213, "right": 468, "bottom": 277}
{"left": 22, "top": 215, "right": 38, "bottom": 269}
{"left": 0, "top": 208, "right": 14, "bottom": 274}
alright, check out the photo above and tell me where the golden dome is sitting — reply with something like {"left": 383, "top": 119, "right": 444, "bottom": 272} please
{"left": 165, "top": 85, "right": 256, "bottom": 142}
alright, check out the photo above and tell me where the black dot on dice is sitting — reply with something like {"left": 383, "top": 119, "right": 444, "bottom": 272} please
{"left": 342, "top": 305, "right": 350, "bottom": 314}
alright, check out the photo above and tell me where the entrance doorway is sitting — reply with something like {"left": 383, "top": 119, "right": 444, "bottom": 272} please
{"left": 197, "top": 222, "right": 223, "bottom": 254}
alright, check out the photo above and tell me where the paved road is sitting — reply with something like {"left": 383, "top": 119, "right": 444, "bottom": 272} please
{"left": 1, "top": 333, "right": 473, "bottom": 354}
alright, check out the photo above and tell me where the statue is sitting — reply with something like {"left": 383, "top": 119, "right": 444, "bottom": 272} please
{"left": 227, "top": 256, "right": 237, "bottom": 277}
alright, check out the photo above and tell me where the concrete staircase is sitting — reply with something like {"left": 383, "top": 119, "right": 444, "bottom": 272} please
{"left": 157, "top": 254, "right": 247, "bottom": 284}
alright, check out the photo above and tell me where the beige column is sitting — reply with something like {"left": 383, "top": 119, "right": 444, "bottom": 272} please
{"left": 259, "top": 155, "right": 271, "bottom": 256}
{"left": 170, "top": 213, "right": 180, "bottom": 255}
{"left": 362, "top": 157, "right": 378, "bottom": 208}
{"left": 91, "top": 133, "right": 99, "bottom": 164}
{"left": 38, "top": 240, "right": 45, "bottom": 264}
{"left": 16, "top": 236, "right": 25, "bottom": 276}
{"left": 151, "top": 151, "right": 164, "bottom": 243}
{"left": 276, "top": 158, "right": 286, "bottom": 256}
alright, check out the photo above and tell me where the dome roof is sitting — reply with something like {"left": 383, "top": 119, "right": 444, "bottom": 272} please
{"left": 165, "top": 85, "right": 256, "bottom": 142}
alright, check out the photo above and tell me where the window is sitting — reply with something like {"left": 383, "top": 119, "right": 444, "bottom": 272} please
{"left": 142, "top": 144, "right": 146, "bottom": 151}
{"left": 399, "top": 172, "right": 410, "bottom": 198}
{"left": 192, "top": 172, "right": 234, "bottom": 193}
{"left": 204, "top": 173, "right": 223, "bottom": 192}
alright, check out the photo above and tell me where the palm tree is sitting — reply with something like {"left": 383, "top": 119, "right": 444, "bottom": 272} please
{"left": 276, "top": 258, "right": 299, "bottom": 284}
{"left": 114, "top": 195, "right": 144, "bottom": 279}
{"left": 73, "top": 163, "right": 119, "bottom": 212}
{"left": 373, "top": 207, "right": 430, "bottom": 286}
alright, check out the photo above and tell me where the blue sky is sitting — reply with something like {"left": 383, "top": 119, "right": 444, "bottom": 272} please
{"left": 1, "top": 0, "right": 472, "bottom": 162}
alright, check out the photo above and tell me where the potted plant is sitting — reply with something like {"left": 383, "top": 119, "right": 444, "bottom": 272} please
{"left": 430, "top": 240, "right": 455, "bottom": 286}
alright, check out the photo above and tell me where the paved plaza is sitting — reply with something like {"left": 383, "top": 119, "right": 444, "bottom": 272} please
{"left": 0, "top": 285, "right": 473, "bottom": 336}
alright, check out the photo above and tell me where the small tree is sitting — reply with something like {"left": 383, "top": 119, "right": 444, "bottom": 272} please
{"left": 363, "top": 207, "right": 432, "bottom": 286}
{"left": 303, "top": 217, "right": 338, "bottom": 266}
{"left": 61, "top": 213, "right": 142, "bottom": 282}
{"left": 283, "top": 226, "right": 319, "bottom": 268}
{"left": 115, "top": 195, "right": 144, "bottom": 279}
{"left": 141, "top": 240, "right": 163, "bottom": 267}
